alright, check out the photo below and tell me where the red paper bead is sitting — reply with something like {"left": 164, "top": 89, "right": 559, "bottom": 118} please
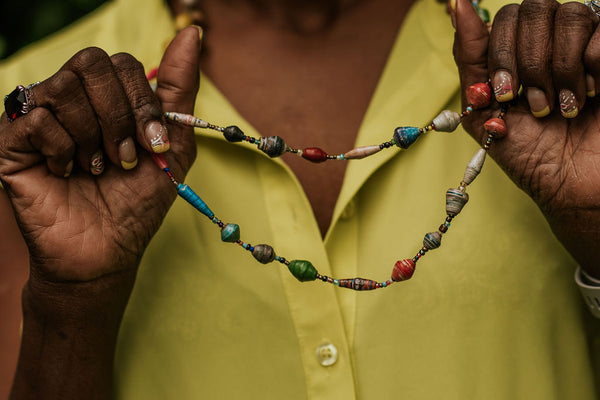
{"left": 302, "top": 147, "right": 328, "bottom": 163}
{"left": 483, "top": 117, "right": 507, "bottom": 139}
{"left": 391, "top": 259, "right": 416, "bottom": 282}
{"left": 152, "top": 153, "right": 169, "bottom": 170}
{"left": 466, "top": 83, "right": 492, "bottom": 109}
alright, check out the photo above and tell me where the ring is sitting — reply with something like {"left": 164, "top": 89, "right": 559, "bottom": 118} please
{"left": 4, "top": 82, "right": 39, "bottom": 122}
{"left": 587, "top": 0, "right": 600, "bottom": 17}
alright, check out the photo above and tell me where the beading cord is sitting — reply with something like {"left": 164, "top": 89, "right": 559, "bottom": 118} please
{"left": 149, "top": 0, "right": 499, "bottom": 290}
{"left": 153, "top": 81, "right": 507, "bottom": 290}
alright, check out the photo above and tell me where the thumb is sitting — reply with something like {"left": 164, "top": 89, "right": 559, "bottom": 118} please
{"left": 156, "top": 25, "right": 202, "bottom": 171}
{"left": 453, "top": 0, "right": 490, "bottom": 103}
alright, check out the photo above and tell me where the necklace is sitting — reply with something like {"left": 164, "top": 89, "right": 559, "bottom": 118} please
{"left": 154, "top": 0, "right": 501, "bottom": 290}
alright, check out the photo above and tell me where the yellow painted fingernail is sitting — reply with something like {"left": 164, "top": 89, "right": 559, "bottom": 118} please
{"left": 64, "top": 160, "right": 73, "bottom": 178}
{"left": 146, "top": 121, "right": 170, "bottom": 153}
{"left": 119, "top": 137, "right": 138, "bottom": 170}
{"left": 586, "top": 74, "right": 595, "bottom": 98}
{"left": 493, "top": 70, "right": 514, "bottom": 102}
{"left": 526, "top": 87, "right": 550, "bottom": 118}
{"left": 531, "top": 106, "right": 550, "bottom": 118}
{"left": 559, "top": 89, "right": 578, "bottom": 119}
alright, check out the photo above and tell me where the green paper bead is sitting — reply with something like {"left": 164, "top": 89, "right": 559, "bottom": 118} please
{"left": 287, "top": 260, "right": 318, "bottom": 282}
{"left": 221, "top": 223, "right": 240, "bottom": 242}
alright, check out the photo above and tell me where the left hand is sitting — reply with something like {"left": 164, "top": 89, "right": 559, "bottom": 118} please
{"left": 453, "top": 0, "right": 600, "bottom": 277}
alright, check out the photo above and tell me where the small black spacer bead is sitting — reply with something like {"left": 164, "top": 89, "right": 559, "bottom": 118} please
{"left": 439, "top": 224, "right": 448, "bottom": 233}
{"left": 446, "top": 216, "right": 453, "bottom": 222}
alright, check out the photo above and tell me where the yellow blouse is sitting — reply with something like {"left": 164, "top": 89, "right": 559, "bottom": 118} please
{"left": 1, "top": 0, "right": 598, "bottom": 398}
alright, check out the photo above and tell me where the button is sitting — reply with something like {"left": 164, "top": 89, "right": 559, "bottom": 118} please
{"left": 316, "top": 342, "right": 338, "bottom": 367}
{"left": 340, "top": 198, "right": 356, "bottom": 220}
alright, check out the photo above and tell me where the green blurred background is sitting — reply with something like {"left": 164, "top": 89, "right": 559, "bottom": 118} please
{"left": 0, "top": 0, "right": 108, "bottom": 59}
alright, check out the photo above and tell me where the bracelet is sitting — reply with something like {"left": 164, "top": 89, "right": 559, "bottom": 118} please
{"left": 574, "top": 266, "right": 600, "bottom": 319}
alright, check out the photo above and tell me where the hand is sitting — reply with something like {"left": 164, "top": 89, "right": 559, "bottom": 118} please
{"left": 0, "top": 26, "right": 201, "bottom": 284}
{"left": 453, "top": 0, "right": 600, "bottom": 277}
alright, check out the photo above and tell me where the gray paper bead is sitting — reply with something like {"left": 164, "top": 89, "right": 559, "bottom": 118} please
{"left": 423, "top": 231, "right": 442, "bottom": 249}
{"left": 463, "top": 149, "right": 487, "bottom": 185}
{"left": 446, "top": 188, "right": 469, "bottom": 217}
{"left": 432, "top": 110, "right": 462, "bottom": 132}
{"left": 252, "top": 244, "right": 276, "bottom": 264}
{"left": 259, "top": 136, "right": 287, "bottom": 158}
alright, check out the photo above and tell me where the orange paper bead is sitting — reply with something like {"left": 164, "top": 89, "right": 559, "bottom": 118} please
{"left": 466, "top": 83, "right": 492, "bottom": 109}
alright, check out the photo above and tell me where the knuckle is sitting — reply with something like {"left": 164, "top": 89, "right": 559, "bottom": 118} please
{"left": 494, "top": 4, "right": 519, "bottom": 22}
{"left": 45, "top": 70, "right": 79, "bottom": 99}
{"left": 70, "top": 47, "right": 111, "bottom": 71}
{"left": 110, "top": 52, "right": 143, "bottom": 73}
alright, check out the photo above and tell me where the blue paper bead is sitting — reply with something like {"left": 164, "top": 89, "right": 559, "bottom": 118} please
{"left": 393, "top": 127, "right": 421, "bottom": 149}
{"left": 177, "top": 183, "right": 215, "bottom": 219}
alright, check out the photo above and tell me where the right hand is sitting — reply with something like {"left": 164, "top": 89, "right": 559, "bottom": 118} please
{"left": 0, "top": 26, "right": 201, "bottom": 285}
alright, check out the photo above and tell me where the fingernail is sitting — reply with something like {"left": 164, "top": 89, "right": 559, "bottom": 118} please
{"left": 146, "top": 121, "right": 170, "bottom": 153}
{"left": 493, "top": 70, "right": 514, "bottom": 102}
{"left": 193, "top": 25, "right": 204, "bottom": 42}
{"left": 90, "top": 150, "right": 105, "bottom": 175}
{"left": 559, "top": 89, "right": 578, "bottom": 118}
{"left": 64, "top": 160, "right": 73, "bottom": 178}
{"left": 119, "top": 137, "right": 138, "bottom": 170}
{"left": 526, "top": 87, "right": 550, "bottom": 118}
{"left": 586, "top": 74, "right": 596, "bottom": 98}
{"left": 449, "top": 0, "right": 457, "bottom": 28}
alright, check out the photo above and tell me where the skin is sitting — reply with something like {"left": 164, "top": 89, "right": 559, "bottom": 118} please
{"left": 1, "top": 0, "right": 600, "bottom": 397}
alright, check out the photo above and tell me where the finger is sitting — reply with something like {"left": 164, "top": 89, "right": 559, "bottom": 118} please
{"left": 488, "top": 4, "right": 520, "bottom": 102}
{"left": 111, "top": 52, "right": 169, "bottom": 169}
{"left": 454, "top": 0, "right": 490, "bottom": 89}
{"left": 155, "top": 25, "right": 202, "bottom": 173}
{"left": 0, "top": 108, "right": 75, "bottom": 178}
{"left": 453, "top": 0, "right": 491, "bottom": 142}
{"left": 584, "top": 24, "right": 600, "bottom": 97}
{"left": 29, "top": 70, "right": 103, "bottom": 174}
{"left": 517, "top": 0, "right": 559, "bottom": 118}
{"left": 62, "top": 47, "right": 136, "bottom": 167}
{"left": 553, "top": 2, "right": 598, "bottom": 118}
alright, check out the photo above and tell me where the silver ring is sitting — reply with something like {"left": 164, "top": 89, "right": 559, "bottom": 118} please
{"left": 586, "top": 0, "right": 600, "bottom": 17}
{"left": 4, "top": 82, "right": 40, "bottom": 122}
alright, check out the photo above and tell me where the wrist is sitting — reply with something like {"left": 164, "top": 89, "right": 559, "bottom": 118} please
{"left": 11, "top": 269, "right": 136, "bottom": 400}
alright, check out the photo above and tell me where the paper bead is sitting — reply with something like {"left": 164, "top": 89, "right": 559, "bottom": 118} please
{"left": 223, "top": 126, "right": 245, "bottom": 142}
{"left": 344, "top": 145, "right": 382, "bottom": 159}
{"left": 221, "top": 223, "right": 241, "bottom": 242}
{"left": 432, "top": 110, "right": 462, "bottom": 132}
{"left": 259, "top": 136, "right": 287, "bottom": 157}
{"left": 466, "top": 83, "right": 492, "bottom": 109}
{"left": 463, "top": 148, "right": 487, "bottom": 185}
{"left": 288, "top": 260, "right": 318, "bottom": 282}
{"left": 393, "top": 127, "right": 422, "bottom": 149}
{"left": 391, "top": 259, "right": 416, "bottom": 282}
{"left": 302, "top": 147, "right": 328, "bottom": 163}
{"left": 483, "top": 117, "right": 507, "bottom": 139}
{"left": 252, "top": 244, "right": 276, "bottom": 264}
{"left": 446, "top": 188, "right": 469, "bottom": 217}
{"left": 338, "top": 278, "right": 378, "bottom": 290}
{"left": 423, "top": 231, "right": 442, "bottom": 250}
{"left": 177, "top": 183, "right": 215, "bottom": 219}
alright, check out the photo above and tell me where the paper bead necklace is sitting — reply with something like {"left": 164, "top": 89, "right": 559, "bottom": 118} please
{"left": 153, "top": 81, "right": 507, "bottom": 291}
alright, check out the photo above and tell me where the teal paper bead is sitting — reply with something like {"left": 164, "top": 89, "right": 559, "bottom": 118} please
{"left": 393, "top": 127, "right": 421, "bottom": 149}
{"left": 221, "top": 223, "right": 240, "bottom": 242}
{"left": 288, "top": 260, "right": 318, "bottom": 282}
